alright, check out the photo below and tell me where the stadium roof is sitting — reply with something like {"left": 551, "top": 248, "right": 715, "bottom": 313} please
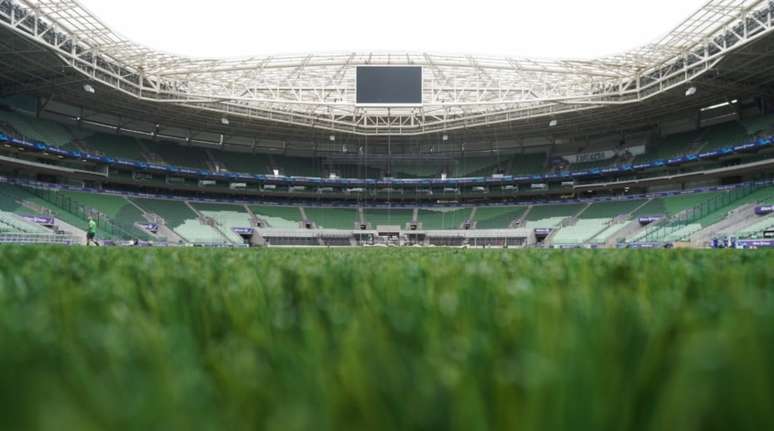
{"left": 1, "top": 0, "right": 774, "bottom": 137}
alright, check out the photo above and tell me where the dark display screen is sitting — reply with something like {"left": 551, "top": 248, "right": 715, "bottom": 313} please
{"left": 356, "top": 66, "right": 422, "bottom": 105}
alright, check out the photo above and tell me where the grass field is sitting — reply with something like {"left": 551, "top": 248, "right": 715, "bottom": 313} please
{"left": 1, "top": 247, "right": 774, "bottom": 430}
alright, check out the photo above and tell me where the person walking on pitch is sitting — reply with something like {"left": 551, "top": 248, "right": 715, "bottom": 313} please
{"left": 86, "top": 217, "right": 98, "bottom": 246}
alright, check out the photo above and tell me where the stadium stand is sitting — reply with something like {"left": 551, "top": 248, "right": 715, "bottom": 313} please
{"left": 57, "top": 191, "right": 153, "bottom": 240}
{"left": 553, "top": 219, "right": 612, "bottom": 244}
{"left": 417, "top": 208, "right": 470, "bottom": 230}
{"left": 742, "top": 113, "right": 774, "bottom": 135}
{"left": 580, "top": 200, "right": 647, "bottom": 219}
{"left": 191, "top": 203, "right": 253, "bottom": 244}
{"left": 84, "top": 134, "right": 146, "bottom": 160}
{"left": 213, "top": 151, "right": 273, "bottom": 174}
{"left": 634, "top": 130, "right": 702, "bottom": 163}
{"left": 304, "top": 207, "right": 358, "bottom": 230}
{"left": 589, "top": 221, "right": 631, "bottom": 244}
{"left": 0, "top": 211, "right": 50, "bottom": 233}
{"left": 632, "top": 188, "right": 764, "bottom": 242}
{"left": 250, "top": 205, "right": 304, "bottom": 229}
{"left": 363, "top": 208, "right": 415, "bottom": 228}
{"left": 473, "top": 206, "right": 527, "bottom": 229}
{"left": 143, "top": 141, "right": 210, "bottom": 169}
{"left": 133, "top": 198, "right": 226, "bottom": 243}
{"left": 702, "top": 122, "right": 748, "bottom": 152}
{"left": 524, "top": 203, "right": 585, "bottom": 229}
{"left": 0, "top": 110, "right": 75, "bottom": 150}
{"left": 736, "top": 216, "right": 774, "bottom": 238}
{"left": 274, "top": 155, "right": 322, "bottom": 177}
{"left": 509, "top": 152, "right": 548, "bottom": 175}
{"left": 0, "top": 183, "right": 101, "bottom": 236}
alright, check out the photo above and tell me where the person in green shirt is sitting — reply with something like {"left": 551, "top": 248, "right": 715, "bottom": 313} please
{"left": 86, "top": 217, "right": 98, "bottom": 246}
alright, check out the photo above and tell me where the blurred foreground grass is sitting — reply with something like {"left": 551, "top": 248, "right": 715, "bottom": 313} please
{"left": 0, "top": 247, "right": 773, "bottom": 430}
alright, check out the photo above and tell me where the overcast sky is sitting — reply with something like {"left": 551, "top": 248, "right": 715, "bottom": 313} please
{"left": 79, "top": 0, "right": 705, "bottom": 59}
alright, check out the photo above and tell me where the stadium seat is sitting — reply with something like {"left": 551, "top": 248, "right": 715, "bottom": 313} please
{"left": 363, "top": 208, "right": 414, "bottom": 228}
{"left": 474, "top": 207, "right": 528, "bottom": 229}
{"left": 304, "top": 207, "right": 358, "bottom": 230}
{"left": 553, "top": 218, "right": 612, "bottom": 244}
{"left": 250, "top": 206, "right": 304, "bottom": 229}
{"left": 192, "top": 203, "right": 253, "bottom": 243}
{"left": 133, "top": 198, "right": 226, "bottom": 243}
{"left": 417, "top": 208, "right": 470, "bottom": 230}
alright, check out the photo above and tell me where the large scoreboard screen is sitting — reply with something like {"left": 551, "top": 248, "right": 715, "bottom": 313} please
{"left": 356, "top": 66, "right": 422, "bottom": 105}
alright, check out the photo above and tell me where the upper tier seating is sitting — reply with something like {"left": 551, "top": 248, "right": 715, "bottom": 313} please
{"left": 0, "top": 111, "right": 75, "bottom": 150}
{"left": 143, "top": 141, "right": 210, "bottom": 169}
{"left": 702, "top": 122, "right": 748, "bottom": 152}
{"left": 273, "top": 156, "right": 322, "bottom": 177}
{"left": 634, "top": 130, "right": 703, "bottom": 163}
{"left": 84, "top": 135, "right": 146, "bottom": 160}
{"left": 742, "top": 113, "right": 774, "bottom": 135}
{"left": 214, "top": 151, "right": 273, "bottom": 174}
{"left": 2, "top": 106, "right": 773, "bottom": 181}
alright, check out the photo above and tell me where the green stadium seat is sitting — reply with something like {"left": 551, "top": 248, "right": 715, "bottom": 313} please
{"left": 553, "top": 218, "right": 612, "bottom": 244}
{"left": 417, "top": 208, "right": 470, "bottom": 230}
{"left": 581, "top": 200, "right": 647, "bottom": 219}
{"left": 474, "top": 207, "right": 527, "bottom": 229}
{"left": 134, "top": 198, "right": 226, "bottom": 243}
{"left": 304, "top": 207, "right": 358, "bottom": 230}
{"left": 0, "top": 111, "right": 75, "bottom": 150}
{"left": 84, "top": 134, "right": 145, "bottom": 160}
{"left": 192, "top": 203, "right": 253, "bottom": 243}
{"left": 250, "top": 206, "right": 303, "bottom": 229}
{"left": 363, "top": 208, "right": 414, "bottom": 228}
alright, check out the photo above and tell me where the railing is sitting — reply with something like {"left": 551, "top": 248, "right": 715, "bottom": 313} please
{"left": 0, "top": 233, "right": 78, "bottom": 245}
{"left": 23, "top": 187, "right": 146, "bottom": 241}
{"left": 643, "top": 183, "right": 763, "bottom": 242}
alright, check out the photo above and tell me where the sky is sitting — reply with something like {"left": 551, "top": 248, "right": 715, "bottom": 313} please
{"left": 79, "top": 0, "right": 705, "bottom": 59}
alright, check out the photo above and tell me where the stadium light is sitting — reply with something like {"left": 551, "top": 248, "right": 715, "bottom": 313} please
{"left": 685, "top": 86, "right": 697, "bottom": 97}
{"left": 83, "top": 83, "right": 95, "bottom": 94}
{"left": 329, "top": 135, "right": 336, "bottom": 142}
{"left": 221, "top": 117, "right": 230, "bottom": 126}
{"left": 273, "top": 169, "right": 279, "bottom": 177}
{"left": 442, "top": 134, "right": 449, "bottom": 142}
{"left": 329, "top": 172, "right": 338, "bottom": 179}
{"left": 548, "top": 119, "right": 558, "bottom": 127}
{"left": 441, "top": 172, "right": 447, "bottom": 180}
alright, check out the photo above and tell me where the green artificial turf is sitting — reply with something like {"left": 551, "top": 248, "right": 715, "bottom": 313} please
{"left": 0, "top": 247, "right": 773, "bottom": 430}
